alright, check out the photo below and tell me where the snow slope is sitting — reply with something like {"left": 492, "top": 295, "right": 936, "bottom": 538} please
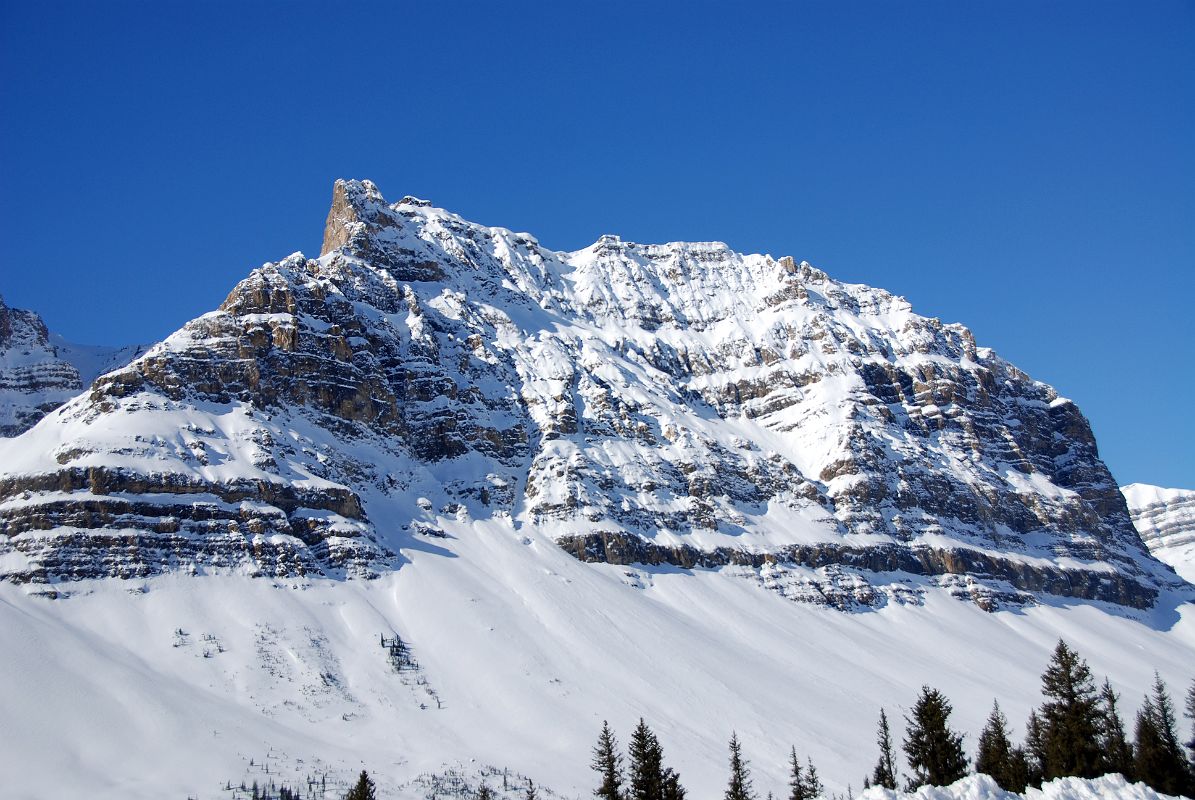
{"left": 1123, "top": 483, "right": 1195, "bottom": 584}
{"left": 1, "top": 516, "right": 1192, "bottom": 798}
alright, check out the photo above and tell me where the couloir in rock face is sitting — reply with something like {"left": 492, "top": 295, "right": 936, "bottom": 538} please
{"left": 0, "top": 180, "right": 1183, "bottom": 607}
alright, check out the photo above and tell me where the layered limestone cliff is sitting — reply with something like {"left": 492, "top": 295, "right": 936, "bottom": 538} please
{"left": 0, "top": 180, "right": 1183, "bottom": 608}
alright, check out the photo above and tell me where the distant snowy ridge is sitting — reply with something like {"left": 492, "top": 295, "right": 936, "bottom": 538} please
{"left": 0, "top": 294, "right": 141, "bottom": 436}
{"left": 861, "top": 773, "right": 1185, "bottom": 799}
{"left": 1123, "top": 483, "right": 1195, "bottom": 584}
{"left": 0, "top": 179, "right": 1184, "bottom": 610}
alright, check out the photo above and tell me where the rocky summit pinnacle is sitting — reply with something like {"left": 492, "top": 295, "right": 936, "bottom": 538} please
{"left": 0, "top": 179, "right": 1186, "bottom": 609}
{"left": 321, "top": 178, "right": 386, "bottom": 257}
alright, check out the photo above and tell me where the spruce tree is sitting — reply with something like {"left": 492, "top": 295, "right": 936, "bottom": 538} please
{"left": 662, "top": 768, "right": 686, "bottom": 800}
{"left": 591, "top": 720, "right": 623, "bottom": 800}
{"left": 1037, "top": 639, "right": 1102, "bottom": 779}
{"left": 975, "top": 700, "right": 1016, "bottom": 790}
{"left": 803, "top": 758, "right": 823, "bottom": 798}
{"left": 1023, "top": 710, "right": 1046, "bottom": 788}
{"left": 1096, "top": 678, "right": 1134, "bottom": 778}
{"left": 787, "top": 747, "right": 806, "bottom": 800}
{"left": 525, "top": 778, "right": 537, "bottom": 800}
{"left": 724, "top": 733, "right": 755, "bottom": 800}
{"left": 477, "top": 784, "right": 494, "bottom": 800}
{"left": 628, "top": 718, "right": 665, "bottom": 800}
{"left": 344, "top": 770, "right": 376, "bottom": 800}
{"left": 870, "top": 709, "right": 897, "bottom": 790}
{"left": 1005, "top": 747, "right": 1031, "bottom": 794}
{"left": 1134, "top": 673, "right": 1192, "bottom": 796}
{"left": 903, "top": 685, "right": 967, "bottom": 789}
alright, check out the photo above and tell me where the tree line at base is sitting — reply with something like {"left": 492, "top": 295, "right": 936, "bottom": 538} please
{"left": 589, "top": 640, "right": 1194, "bottom": 799}
{"left": 241, "top": 639, "right": 1195, "bottom": 800}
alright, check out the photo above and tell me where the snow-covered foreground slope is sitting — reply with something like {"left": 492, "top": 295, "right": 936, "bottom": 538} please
{"left": 1, "top": 515, "right": 1192, "bottom": 799}
{"left": 1124, "top": 484, "right": 1195, "bottom": 584}
{"left": 862, "top": 773, "right": 1184, "bottom": 799}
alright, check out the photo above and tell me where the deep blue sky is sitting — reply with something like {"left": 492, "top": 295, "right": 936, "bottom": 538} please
{"left": 2, "top": 1, "right": 1192, "bottom": 489}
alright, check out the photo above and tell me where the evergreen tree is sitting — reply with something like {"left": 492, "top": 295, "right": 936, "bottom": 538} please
{"left": 1134, "top": 673, "right": 1192, "bottom": 796}
{"left": 591, "top": 721, "right": 624, "bottom": 800}
{"left": 628, "top": 718, "right": 665, "bottom": 800}
{"left": 1037, "top": 639, "right": 1102, "bottom": 779}
{"left": 786, "top": 748, "right": 822, "bottom": 800}
{"left": 870, "top": 709, "right": 897, "bottom": 790}
{"left": 803, "top": 758, "right": 823, "bottom": 798}
{"left": 344, "top": 771, "right": 376, "bottom": 800}
{"left": 903, "top": 685, "right": 967, "bottom": 789}
{"left": 787, "top": 747, "right": 806, "bottom": 800}
{"left": 662, "top": 768, "right": 686, "bottom": 800}
{"left": 477, "top": 784, "right": 494, "bottom": 800}
{"left": 1096, "top": 678, "right": 1134, "bottom": 778}
{"left": 1005, "top": 747, "right": 1031, "bottom": 794}
{"left": 724, "top": 733, "right": 754, "bottom": 800}
{"left": 975, "top": 700, "right": 1016, "bottom": 790}
{"left": 1023, "top": 710, "right": 1047, "bottom": 788}
{"left": 525, "top": 778, "right": 537, "bottom": 800}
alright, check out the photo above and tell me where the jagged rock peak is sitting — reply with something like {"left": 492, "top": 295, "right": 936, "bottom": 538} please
{"left": 320, "top": 178, "right": 388, "bottom": 256}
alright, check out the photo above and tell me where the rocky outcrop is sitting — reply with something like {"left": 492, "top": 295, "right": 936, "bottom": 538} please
{"left": 557, "top": 532, "right": 1157, "bottom": 610}
{"left": 0, "top": 180, "right": 1183, "bottom": 606}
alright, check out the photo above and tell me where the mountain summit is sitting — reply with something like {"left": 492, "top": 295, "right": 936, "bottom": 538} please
{"left": 0, "top": 179, "right": 1182, "bottom": 608}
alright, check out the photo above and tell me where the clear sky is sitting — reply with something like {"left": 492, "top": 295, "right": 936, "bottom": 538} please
{"left": 1, "top": 1, "right": 1192, "bottom": 489}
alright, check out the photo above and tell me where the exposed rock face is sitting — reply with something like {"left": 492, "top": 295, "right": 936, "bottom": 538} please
{"left": 0, "top": 295, "right": 139, "bottom": 437}
{"left": 0, "top": 180, "right": 1183, "bottom": 607}
{"left": 1123, "top": 483, "right": 1195, "bottom": 584}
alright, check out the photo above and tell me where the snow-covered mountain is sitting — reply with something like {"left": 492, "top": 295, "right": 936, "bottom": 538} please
{"left": 1123, "top": 483, "right": 1195, "bottom": 584}
{"left": 0, "top": 294, "right": 141, "bottom": 437}
{"left": 0, "top": 179, "right": 1180, "bottom": 607}
{"left": 0, "top": 180, "right": 1191, "bottom": 800}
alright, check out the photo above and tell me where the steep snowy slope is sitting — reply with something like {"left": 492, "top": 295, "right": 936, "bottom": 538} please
{"left": 1123, "top": 483, "right": 1195, "bottom": 583}
{"left": 0, "top": 180, "right": 1191, "bottom": 799}
{"left": 1, "top": 537, "right": 1192, "bottom": 799}
{"left": 0, "top": 294, "right": 141, "bottom": 436}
